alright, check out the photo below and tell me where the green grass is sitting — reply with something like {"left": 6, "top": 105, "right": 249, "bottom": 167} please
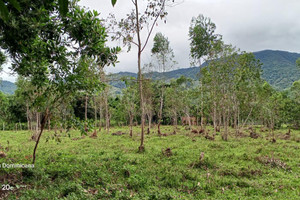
{"left": 0, "top": 126, "right": 299, "bottom": 199}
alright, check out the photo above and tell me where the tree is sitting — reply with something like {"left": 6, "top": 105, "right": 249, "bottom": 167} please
{"left": 0, "top": 0, "right": 117, "bottom": 22}
{"left": 0, "top": 91, "right": 8, "bottom": 130}
{"left": 189, "top": 14, "right": 222, "bottom": 66}
{"left": 150, "top": 32, "right": 176, "bottom": 135}
{"left": 201, "top": 44, "right": 262, "bottom": 140}
{"left": 0, "top": 0, "right": 119, "bottom": 163}
{"left": 296, "top": 58, "right": 300, "bottom": 68}
{"left": 109, "top": 0, "right": 178, "bottom": 152}
{"left": 189, "top": 14, "right": 223, "bottom": 129}
{"left": 122, "top": 79, "right": 139, "bottom": 137}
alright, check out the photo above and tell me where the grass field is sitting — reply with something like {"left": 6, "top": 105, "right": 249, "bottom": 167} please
{"left": 0, "top": 126, "right": 299, "bottom": 199}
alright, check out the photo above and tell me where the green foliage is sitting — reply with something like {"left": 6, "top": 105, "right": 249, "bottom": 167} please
{"left": 150, "top": 32, "right": 177, "bottom": 74}
{"left": 111, "top": 0, "right": 117, "bottom": 7}
{"left": 0, "top": 50, "right": 5, "bottom": 67}
{"left": 0, "top": 0, "right": 119, "bottom": 135}
{"left": 255, "top": 50, "right": 300, "bottom": 90}
{"left": 58, "top": 0, "right": 68, "bottom": 16}
{"left": 296, "top": 58, "right": 300, "bottom": 68}
{"left": 0, "top": 0, "right": 21, "bottom": 22}
{"left": 189, "top": 14, "right": 222, "bottom": 66}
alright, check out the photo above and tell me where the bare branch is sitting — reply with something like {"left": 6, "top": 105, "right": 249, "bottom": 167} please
{"left": 141, "top": 0, "right": 166, "bottom": 52}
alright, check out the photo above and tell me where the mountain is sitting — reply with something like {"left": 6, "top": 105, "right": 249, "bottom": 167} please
{"left": 111, "top": 50, "right": 300, "bottom": 91}
{"left": 253, "top": 50, "right": 300, "bottom": 90}
{"left": 0, "top": 80, "right": 16, "bottom": 95}
{"left": 1, "top": 50, "right": 300, "bottom": 94}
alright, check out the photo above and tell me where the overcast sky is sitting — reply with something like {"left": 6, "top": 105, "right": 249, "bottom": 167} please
{"left": 2, "top": 0, "right": 300, "bottom": 82}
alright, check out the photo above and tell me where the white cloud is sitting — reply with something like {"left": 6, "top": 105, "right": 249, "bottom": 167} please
{"left": 2, "top": 0, "right": 300, "bottom": 81}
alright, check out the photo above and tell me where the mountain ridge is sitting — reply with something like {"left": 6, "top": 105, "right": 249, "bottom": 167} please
{"left": 1, "top": 50, "right": 300, "bottom": 94}
{"left": 0, "top": 80, "right": 17, "bottom": 95}
{"left": 109, "top": 49, "right": 300, "bottom": 90}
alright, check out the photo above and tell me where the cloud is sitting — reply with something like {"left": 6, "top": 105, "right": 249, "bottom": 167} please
{"left": 2, "top": 0, "right": 300, "bottom": 81}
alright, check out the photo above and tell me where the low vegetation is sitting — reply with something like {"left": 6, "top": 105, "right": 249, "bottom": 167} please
{"left": 0, "top": 126, "right": 299, "bottom": 199}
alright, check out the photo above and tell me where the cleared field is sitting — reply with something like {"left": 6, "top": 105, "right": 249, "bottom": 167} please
{"left": 0, "top": 126, "right": 299, "bottom": 199}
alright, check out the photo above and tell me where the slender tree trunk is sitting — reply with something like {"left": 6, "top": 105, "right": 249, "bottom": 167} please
{"left": 129, "top": 113, "right": 133, "bottom": 137}
{"left": 157, "top": 88, "right": 164, "bottom": 136}
{"left": 138, "top": 50, "right": 145, "bottom": 152}
{"left": 104, "top": 93, "right": 109, "bottom": 134}
{"left": 135, "top": 0, "right": 145, "bottom": 152}
{"left": 147, "top": 113, "right": 151, "bottom": 135}
{"left": 85, "top": 95, "right": 88, "bottom": 132}
{"left": 200, "top": 108, "right": 204, "bottom": 129}
{"left": 94, "top": 96, "right": 97, "bottom": 128}
{"left": 30, "top": 111, "right": 32, "bottom": 131}
{"left": 32, "top": 108, "right": 49, "bottom": 164}
{"left": 26, "top": 104, "right": 30, "bottom": 131}
{"left": 218, "top": 111, "right": 222, "bottom": 132}
{"left": 213, "top": 102, "right": 217, "bottom": 136}
{"left": 48, "top": 117, "right": 51, "bottom": 131}
{"left": 187, "top": 112, "right": 191, "bottom": 129}
{"left": 234, "top": 104, "right": 238, "bottom": 136}
{"left": 36, "top": 112, "right": 39, "bottom": 135}
{"left": 173, "top": 111, "right": 177, "bottom": 127}
{"left": 241, "top": 107, "right": 254, "bottom": 129}
{"left": 99, "top": 103, "right": 102, "bottom": 132}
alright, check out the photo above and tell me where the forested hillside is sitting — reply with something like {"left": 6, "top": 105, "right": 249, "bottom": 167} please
{"left": 254, "top": 50, "right": 300, "bottom": 90}
{"left": 0, "top": 80, "right": 16, "bottom": 94}
{"left": 2, "top": 50, "right": 300, "bottom": 94}
{"left": 110, "top": 50, "right": 300, "bottom": 90}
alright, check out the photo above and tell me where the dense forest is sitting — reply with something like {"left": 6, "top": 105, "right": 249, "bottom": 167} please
{"left": 0, "top": 0, "right": 300, "bottom": 199}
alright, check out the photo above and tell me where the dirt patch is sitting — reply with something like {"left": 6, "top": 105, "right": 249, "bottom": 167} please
{"left": 162, "top": 148, "right": 173, "bottom": 157}
{"left": 112, "top": 131, "right": 126, "bottom": 136}
{"left": 256, "top": 155, "right": 290, "bottom": 170}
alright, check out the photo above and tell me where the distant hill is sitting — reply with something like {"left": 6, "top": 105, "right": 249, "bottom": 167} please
{"left": 111, "top": 50, "right": 300, "bottom": 91}
{"left": 253, "top": 50, "right": 300, "bottom": 90}
{"left": 0, "top": 80, "right": 16, "bottom": 94}
{"left": 2, "top": 50, "right": 300, "bottom": 94}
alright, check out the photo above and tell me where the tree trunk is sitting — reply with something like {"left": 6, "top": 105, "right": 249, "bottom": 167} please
{"left": 85, "top": 95, "right": 88, "bottom": 132}
{"left": 222, "top": 108, "right": 228, "bottom": 141}
{"left": 173, "top": 111, "right": 177, "bottom": 127}
{"left": 32, "top": 108, "right": 49, "bottom": 164}
{"left": 94, "top": 96, "right": 97, "bottom": 129}
{"left": 26, "top": 104, "right": 30, "bottom": 131}
{"left": 129, "top": 113, "right": 133, "bottom": 137}
{"left": 135, "top": 0, "right": 145, "bottom": 152}
{"left": 187, "top": 113, "right": 191, "bottom": 129}
{"left": 138, "top": 51, "right": 145, "bottom": 152}
{"left": 213, "top": 102, "right": 217, "bottom": 136}
{"left": 104, "top": 92, "right": 109, "bottom": 134}
{"left": 36, "top": 112, "right": 39, "bottom": 135}
{"left": 48, "top": 117, "right": 51, "bottom": 131}
{"left": 157, "top": 88, "right": 164, "bottom": 136}
{"left": 234, "top": 105, "right": 238, "bottom": 136}
{"left": 147, "top": 113, "right": 151, "bottom": 135}
{"left": 99, "top": 103, "right": 102, "bottom": 132}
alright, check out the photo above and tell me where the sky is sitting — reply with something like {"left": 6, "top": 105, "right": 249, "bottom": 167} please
{"left": 2, "top": 0, "right": 300, "bottom": 82}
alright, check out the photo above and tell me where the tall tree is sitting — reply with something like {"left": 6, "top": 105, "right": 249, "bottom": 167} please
{"left": 189, "top": 14, "right": 223, "bottom": 128}
{"left": 189, "top": 14, "right": 222, "bottom": 67}
{"left": 109, "top": 0, "right": 178, "bottom": 151}
{"left": 150, "top": 32, "right": 176, "bottom": 135}
{"left": 122, "top": 79, "right": 138, "bottom": 137}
